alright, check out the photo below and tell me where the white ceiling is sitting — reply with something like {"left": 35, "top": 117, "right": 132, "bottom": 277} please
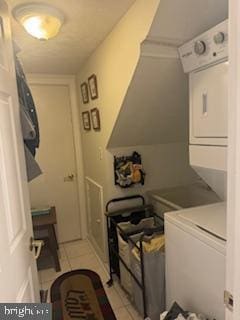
{"left": 7, "top": 0, "right": 135, "bottom": 74}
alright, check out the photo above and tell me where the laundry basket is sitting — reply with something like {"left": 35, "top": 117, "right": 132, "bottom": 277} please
{"left": 117, "top": 218, "right": 155, "bottom": 297}
{"left": 105, "top": 194, "right": 164, "bottom": 319}
{"left": 130, "top": 234, "right": 166, "bottom": 320}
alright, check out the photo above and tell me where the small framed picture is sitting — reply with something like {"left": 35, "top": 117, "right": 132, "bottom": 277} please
{"left": 82, "top": 111, "right": 91, "bottom": 130}
{"left": 88, "top": 74, "right": 98, "bottom": 100}
{"left": 80, "top": 82, "right": 89, "bottom": 104}
{"left": 91, "top": 108, "right": 101, "bottom": 130}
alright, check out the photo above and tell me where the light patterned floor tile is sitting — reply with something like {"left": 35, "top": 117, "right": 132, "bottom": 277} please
{"left": 114, "top": 307, "right": 133, "bottom": 320}
{"left": 104, "top": 262, "right": 109, "bottom": 270}
{"left": 104, "top": 285, "right": 124, "bottom": 310}
{"left": 95, "top": 266, "right": 109, "bottom": 284}
{"left": 113, "top": 281, "right": 133, "bottom": 306}
{"left": 64, "top": 240, "right": 93, "bottom": 259}
{"left": 69, "top": 253, "right": 102, "bottom": 271}
{"left": 39, "top": 259, "right": 71, "bottom": 283}
{"left": 38, "top": 273, "right": 41, "bottom": 286}
{"left": 41, "top": 280, "right": 54, "bottom": 303}
{"left": 58, "top": 245, "right": 67, "bottom": 261}
{"left": 126, "top": 303, "right": 143, "bottom": 320}
{"left": 41, "top": 280, "right": 54, "bottom": 291}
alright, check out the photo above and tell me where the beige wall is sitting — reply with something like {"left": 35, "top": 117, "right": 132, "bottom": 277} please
{"left": 77, "top": 0, "right": 161, "bottom": 195}
{"left": 77, "top": 0, "right": 199, "bottom": 258}
{"left": 77, "top": 0, "right": 164, "bottom": 258}
{"left": 105, "top": 144, "right": 198, "bottom": 199}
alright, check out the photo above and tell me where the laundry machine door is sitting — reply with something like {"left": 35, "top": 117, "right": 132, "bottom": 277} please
{"left": 191, "top": 61, "right": 228, "bottom": 140}
{"left": 165, "top": 219, "right": 225, "bottom": 320}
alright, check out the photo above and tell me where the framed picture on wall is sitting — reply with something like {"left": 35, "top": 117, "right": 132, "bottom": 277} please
{"left": 80, "top": 82, "right": 89, "bottom": 104}
{"left": 82, "top": 111, "right": 91, "bottom": 130}
{"left": 88, "top": 74, "right": 98, "bottom": 100}
{"left": 91, "top": 108, "right": 101, "bottom": 130}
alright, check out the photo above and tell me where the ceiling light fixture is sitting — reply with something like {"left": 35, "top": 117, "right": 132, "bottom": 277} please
{"left": 12, "top": 3, "right": 64, "bottom": 40}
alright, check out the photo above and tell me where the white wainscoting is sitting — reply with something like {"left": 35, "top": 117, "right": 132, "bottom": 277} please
{"left": 85, "top": 177, "right": 106, "bottom": 261}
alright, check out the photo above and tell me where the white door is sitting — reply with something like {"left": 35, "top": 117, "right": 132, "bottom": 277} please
{"left": 0, "top": 0, "right": 39, "bottom": 302}
{"left": 28, "top": 83, "right": 81, "bottom": 243}
{"left": 191, "top": 62, "right": 228, "bottom": 138}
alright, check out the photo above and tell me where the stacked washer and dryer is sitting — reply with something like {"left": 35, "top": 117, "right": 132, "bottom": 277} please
{"left": 149, "top": 20, "right": 228, "bottom": 320}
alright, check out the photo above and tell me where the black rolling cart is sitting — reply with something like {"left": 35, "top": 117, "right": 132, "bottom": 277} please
{"left": 105, "top": 195, "right": 164, "bottom": 319}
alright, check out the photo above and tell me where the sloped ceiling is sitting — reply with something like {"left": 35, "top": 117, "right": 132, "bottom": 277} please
{"left": 108, "top": 53, "right": 189, "bottom": 147}
{"left": 148, "top": 0, "right": 228, "bottom": 45}
{"left": 7, "top": 0, "right": 136, "bottom": 74}
{"left": 108, "top": 0, "right": 228, "bottom": 148}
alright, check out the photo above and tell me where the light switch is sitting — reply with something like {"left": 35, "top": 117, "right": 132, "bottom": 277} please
{"left": 99, "top": 147, "right": 103, "bottom": 160}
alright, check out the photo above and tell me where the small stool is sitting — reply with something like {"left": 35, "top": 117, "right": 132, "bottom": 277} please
{"left": 32, "top": 206, "right": 61, "bottom": 272}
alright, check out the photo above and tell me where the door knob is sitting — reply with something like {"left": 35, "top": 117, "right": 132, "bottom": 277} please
{"left": 30, "top": 237, "right": 44, "bottom": 259}
{"left": 64, "top": 174, "right": 75, "bottom": 182}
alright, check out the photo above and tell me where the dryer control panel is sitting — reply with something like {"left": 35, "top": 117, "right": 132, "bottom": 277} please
{"left": 179, "top": 20, "right": 228, "bottom": 73}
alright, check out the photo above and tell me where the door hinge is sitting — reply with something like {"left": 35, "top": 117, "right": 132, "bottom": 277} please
{"left": 224, "top": 290, "right": 233, "bottom": 311}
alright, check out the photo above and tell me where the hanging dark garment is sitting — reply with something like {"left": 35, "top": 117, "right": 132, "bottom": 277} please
{"left": 15, "top": 56, "right": 40, "bottom": 156}
{"left": 15, "top": 55, "right": 42, "bottom": 181}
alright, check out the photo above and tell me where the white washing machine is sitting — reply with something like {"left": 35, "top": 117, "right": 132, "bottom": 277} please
{"left": 165, "top": 202, "right": 226, "bottom": 320}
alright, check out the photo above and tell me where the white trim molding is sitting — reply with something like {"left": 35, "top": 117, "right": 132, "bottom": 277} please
{"left": 85, "top": 176, "right": 107, "bottom": 261}
{"left": 226, "top": 3, "right": 240, "bottom": 319}
{"left": 141, "top": 39, "right": 179, "bottom": 59}
{"left": 26, "top": 74, "right": 87, "bottom": 239}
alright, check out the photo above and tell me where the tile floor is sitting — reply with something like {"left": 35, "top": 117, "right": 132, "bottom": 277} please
{"left": 39, "top": 239, "right": 142, "bottom": 320}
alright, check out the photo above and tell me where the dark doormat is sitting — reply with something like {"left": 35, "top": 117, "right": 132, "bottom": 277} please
{"left": 50, "top": 269, "right": 116, "bottom": 320}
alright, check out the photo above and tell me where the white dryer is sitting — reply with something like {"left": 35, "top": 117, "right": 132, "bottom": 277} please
{"left": 179, "top": 20, "right": 228, "bottom": 200}
{"left": 165, "top": 202, "right": 226, "bottom": 320}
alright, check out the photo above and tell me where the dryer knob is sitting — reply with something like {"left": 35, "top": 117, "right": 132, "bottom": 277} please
{"left": 214, "top": 32, "right": 225, "bottom": 44}
{"left": 194, "top": 40, "right": 206, "bottom": 55}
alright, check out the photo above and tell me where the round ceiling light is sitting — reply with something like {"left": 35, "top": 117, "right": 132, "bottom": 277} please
{"left": 12, "top": 3, "right": 64, "bottom": 40}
